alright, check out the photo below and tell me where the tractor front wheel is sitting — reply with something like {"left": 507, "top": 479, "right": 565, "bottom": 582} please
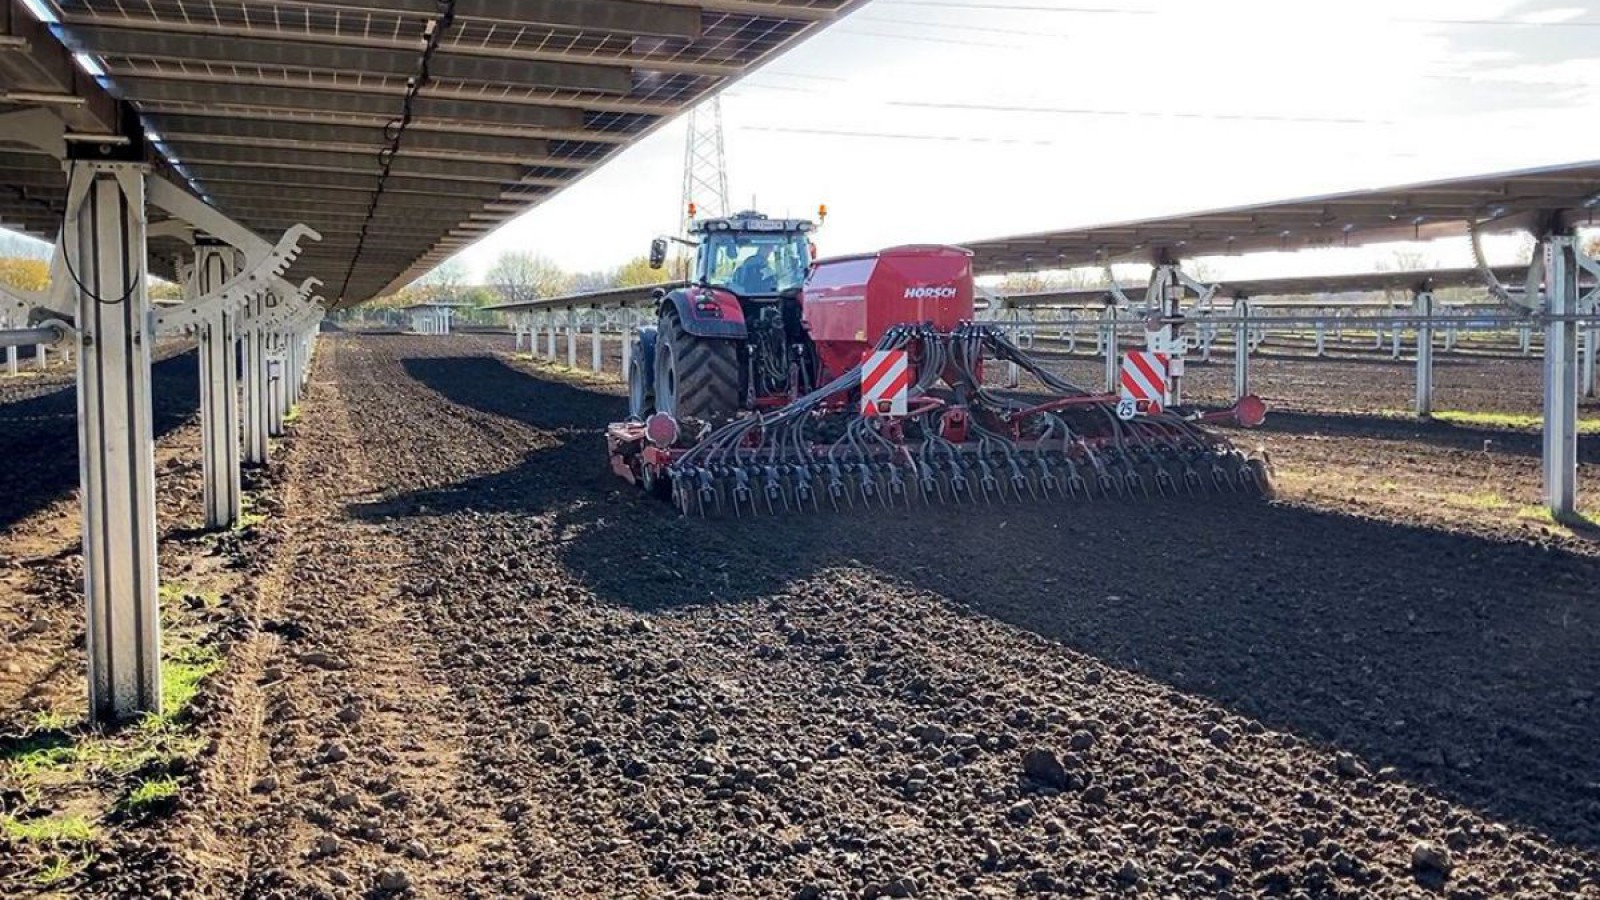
{"left": 655, "top": 308, "right": 740, "bottom": 425}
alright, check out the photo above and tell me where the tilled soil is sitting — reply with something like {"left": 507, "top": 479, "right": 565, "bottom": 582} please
{"left": 535, "top": 332, "right": 1588, "bottom": 419}
{"left": 56, "top": 331, "right": 1585, "bottom": 899}
{"left": 0, "top": 341, "right": 293, "bottom": 899}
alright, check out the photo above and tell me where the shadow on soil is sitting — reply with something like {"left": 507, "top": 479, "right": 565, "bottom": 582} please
{"left": 0, "top": 350, "right": 201, "bottom": 532}
{"left": 1256, "top": 410, "right": 1600, "bottom": 464}
{"left": 364, "top": 354, "right": 1600, "bottom": 853}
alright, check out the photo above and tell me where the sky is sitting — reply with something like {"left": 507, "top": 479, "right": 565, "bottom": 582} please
{"left": 449, "top": 0, "right": 1600, "bottom": 283}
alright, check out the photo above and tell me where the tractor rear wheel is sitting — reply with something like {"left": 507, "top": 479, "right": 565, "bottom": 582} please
{"left": 655, "top": 308, "right": 740, "bottom": 425}
{"left": 628, "top": 340, "right": 652, "bottom": 419}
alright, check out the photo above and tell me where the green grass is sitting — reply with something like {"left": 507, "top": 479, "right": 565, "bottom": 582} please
{"left": 30, "top": 710, "right": 76, "bottom": 733}
{"left": 232, "top": 493, "right": 269, "bottom": 531}
{"left": 1516, "top": 504, "right": 1599, "bottom": 522}
{"left": 159, "top": 582, "right": 221, "bottom": 612}
{"left": 35, "top": 853, "right": 91, "bottom": 887}
{"left": 1422, "top": 409, "right": 1600, "bottom": 433}
{"left": 1444, "top": 491, "right": 1513, "bottom": 510}
{"left": 149, "top": 645, "right": 222, "bottom": 728}
{"left": 1, "top": 814, "right": 95, "bottom": 844}
{"left": 283, "top": 405, "right": 302, "bottom": 425}
{"left": 5, "top": 739, "right": 79, "bottom": 781}
{"left": 122, "top": 776, "right": 179, "bottom": 812}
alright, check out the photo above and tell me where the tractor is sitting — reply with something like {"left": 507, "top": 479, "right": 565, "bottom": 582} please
{"left": 611, "top": 211, "right": 1269, "bottom": 516}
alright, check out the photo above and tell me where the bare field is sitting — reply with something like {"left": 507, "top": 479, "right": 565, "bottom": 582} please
{"left": 2, "top": 332, "right": 1597, "bottom": 898}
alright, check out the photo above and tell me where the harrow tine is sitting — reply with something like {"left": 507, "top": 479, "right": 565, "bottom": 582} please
{"left": 1154, "top": 465, "right": 1176, "bottom": 497}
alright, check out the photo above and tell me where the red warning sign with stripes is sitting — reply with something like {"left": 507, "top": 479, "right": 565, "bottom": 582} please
{"left": 861, "top": 349, "right": 910, "bottom": 417}
{"left": 1119, "top": 351, "right": 1169, "bottom": 414}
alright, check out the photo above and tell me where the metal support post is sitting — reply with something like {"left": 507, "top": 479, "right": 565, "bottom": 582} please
{"left": 1004, "top": 309, "right": 1021, "bottom": 387}
{"left": 267, "top": 333, "right": 287, "bottom": 437}
{"left": 1521, "top": 325, "right": 1532, "bottom": 357}
{"left": 290, "top": 331, "right": 302, "bottom": 401}
{"left": 1543, "top": 235, "right": 1580, "bottom": 519}
{"left": 1100, "top": 303, "right": 1117, "bottom": 393}
{"left": 566, "top": 317, "right": 577, "bottom": 368}
{"left": 1314, "top": 313, "right": 1326, "bottom": 357}
{"left": 242, "top": 291, "right": 271, "bottom": 465}
{"left": 1391, "top": 313, "right": 1403, "bottom": 359}
{"left": 1233, "top": 298, "right": 1250, "bottom": 402}
{"left": 66, "top": 161, "right": 161, "bottom": 722}
{"left": 5, "top": 342, "right": 15, "bottom": 374}
{"left": 591, "top": 314, "right": 602, "bottom": 372}
{"left": 1582, "top": 319, "right": 1597, "bottom": 400}
{"left": 546, "top": 317, "right": 556, "bottom": 358}
{"left": 195, "top": 241, "right": 241, "bottom": 529}
{"left": 621, "top": 311, "right": 634, "bottom": 376}
{"left": 1414, "top": 291, "right": 1434, "bottom": 418}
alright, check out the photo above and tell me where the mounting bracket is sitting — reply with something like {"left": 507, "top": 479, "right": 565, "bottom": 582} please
{"left": 152, "top": 226, "right": 320, "bottom": 334}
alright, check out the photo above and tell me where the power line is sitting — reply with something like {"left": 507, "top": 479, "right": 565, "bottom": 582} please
{"left": 875, "top": 1, "right": 1153, "bottom": 12}
{"left": 743, "top": 125, "right": 1054, "bottom": 145}
{"left": 854, "top": 13, "right": 1080, "bottom": 37}
{"left": 890, "top": 99, "right": 1390, "bottom": 126}
{"left": 833, "top": 27, "right": 1015, "bottom": 48}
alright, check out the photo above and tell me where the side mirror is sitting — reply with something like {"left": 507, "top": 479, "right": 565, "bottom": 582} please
{"left": 649, "top": 237, "right": 668, "bottom": 269}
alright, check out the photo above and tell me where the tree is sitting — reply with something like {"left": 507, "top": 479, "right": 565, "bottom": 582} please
{"left": 570, "top": 269, "right": 618, "bottom": 293}
{"left": 614, "top": 255, "right": 666, "bottom": 288}
{"left": 0, "top": 257, "right": 49, "bottom": 292}
{"left": 487, "top": 250, "right": 571, "bottom": 304}
{"left": 147, "top": 278, "right": 184, "bottom": 303}
{"left": 418, "top": 258, "right": 466, "bottom": 302}
{"left": 1583, "top": 231, "right": 1599, "bottom": 260}
{"left": 997, "top": 267, "right": 1103, "bottom": 296}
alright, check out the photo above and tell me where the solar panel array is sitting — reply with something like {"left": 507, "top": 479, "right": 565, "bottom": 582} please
{"left": 0, "top": 0, "right": 858, "bottom": 302}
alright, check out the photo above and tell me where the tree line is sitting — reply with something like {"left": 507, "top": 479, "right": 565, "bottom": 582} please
{"left": 371, "top": 250, "right": 664, "bottom": 313}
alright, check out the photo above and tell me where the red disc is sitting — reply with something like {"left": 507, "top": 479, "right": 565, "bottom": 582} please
{"left": 1234, "top": 394, "right": 1267, "bottom": 428}
{"left": 644, "top": 413, "right": 680, "bottom": 446}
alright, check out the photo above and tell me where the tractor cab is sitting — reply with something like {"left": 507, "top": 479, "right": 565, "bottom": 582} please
{"left": 693, "top": 213, "right": 813, "bottom": 299}
{"left": 651, "top": 211, "right": 815, "bottom": 299}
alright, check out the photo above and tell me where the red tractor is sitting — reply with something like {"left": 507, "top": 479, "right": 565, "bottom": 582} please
{"left": 611, "top": 211, "right": 1267, "bottom": 515}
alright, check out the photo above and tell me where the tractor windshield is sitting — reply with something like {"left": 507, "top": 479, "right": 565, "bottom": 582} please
{"left": 702, "top": 231, "right": 810, "bottom": 296}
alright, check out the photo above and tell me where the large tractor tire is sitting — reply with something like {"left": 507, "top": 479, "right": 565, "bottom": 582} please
{"left": 627, "top": 338, "right": 652, "bottom": 419}
{"left": 655, "top": 308, "right": 740, "bottom": 425}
